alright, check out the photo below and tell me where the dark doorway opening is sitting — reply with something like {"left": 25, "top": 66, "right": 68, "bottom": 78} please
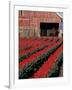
{"left": 40, "top": 22, "right": 59, "bottom": 36}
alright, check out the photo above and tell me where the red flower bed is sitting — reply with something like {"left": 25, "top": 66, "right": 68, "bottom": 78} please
{"left": 19, "top": 37, "right": 63, "bottom": 79}
{"left": 19, "top": 38, "right": 62, "bottom": 70}
{"left": 19, "top": 38, "right": 52, "bottom": 57}
{"left": 33, "top": 45, "right": 63, "bottom": 78}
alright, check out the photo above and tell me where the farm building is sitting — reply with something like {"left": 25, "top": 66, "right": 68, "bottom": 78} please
{"left": 19, "top": 11, "right": 63, "bottom": 37}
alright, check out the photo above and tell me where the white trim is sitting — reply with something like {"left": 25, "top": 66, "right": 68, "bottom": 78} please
{"left": 9, "top": 1, "right": 71, "bottom": 88}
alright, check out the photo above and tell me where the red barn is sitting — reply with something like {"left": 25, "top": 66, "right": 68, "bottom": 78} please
{"left": 19, "top": 10, "right": 62, "bottom": 37}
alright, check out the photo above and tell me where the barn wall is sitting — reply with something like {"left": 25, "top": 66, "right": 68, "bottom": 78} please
{"left": 19, "top": 11, "right": 62, "bottom": 37}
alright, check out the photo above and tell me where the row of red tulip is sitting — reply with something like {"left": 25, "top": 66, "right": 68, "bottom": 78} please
{"left": 33, "top": 44, "right": 63, "bottom": 78}
{"left": 19, "top": 38, "right": 57, "bottom": 62}
{"left": 19, "top": 38, "right": 53, "bottom": 57}
{"left": 19, "top": 37, "right": 51, "bottom": 51}
{"left": 19, "top": 38, "right": 62, "bottom": 71}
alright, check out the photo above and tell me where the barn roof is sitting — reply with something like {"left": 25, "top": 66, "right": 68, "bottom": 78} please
{"left": 19, "top": 11, "right": 62, "bottom": 23}
{"left": 56, "top": 12, "right": 63, "bottom": 18}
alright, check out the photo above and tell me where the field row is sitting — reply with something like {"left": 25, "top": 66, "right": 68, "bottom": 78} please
{"left": 19, "top": 37, "right": 63, "bottom": 79}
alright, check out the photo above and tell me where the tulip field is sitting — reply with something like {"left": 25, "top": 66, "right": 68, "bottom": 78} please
{"left": 19, "top": 37, "right": 63, "bottom": 79}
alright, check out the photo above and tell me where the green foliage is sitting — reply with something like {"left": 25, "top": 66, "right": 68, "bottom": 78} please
{"left": 47, "top": 53, "right": 63, "bottom": 77}
{"left": 24, "top": 46, "right": 31, "bottom": 50}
